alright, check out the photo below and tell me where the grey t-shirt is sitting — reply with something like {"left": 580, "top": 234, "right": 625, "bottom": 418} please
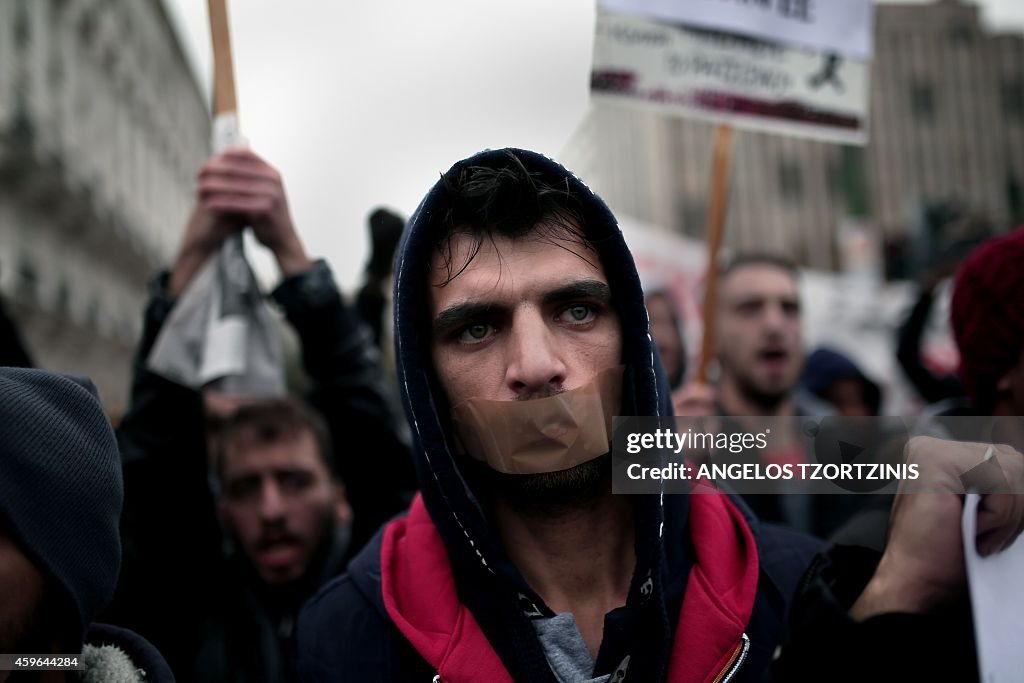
{"left": 533, "top": 612, "right": 628, "bottom": 683}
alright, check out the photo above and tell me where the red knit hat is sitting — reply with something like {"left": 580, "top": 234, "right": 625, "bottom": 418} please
{"left": 950, "top": 226, "right": 1024, "bottom": 408}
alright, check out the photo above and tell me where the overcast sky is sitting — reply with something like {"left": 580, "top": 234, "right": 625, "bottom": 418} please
{"left": 162, "top": 0, "right": 1024, "bottom": 290}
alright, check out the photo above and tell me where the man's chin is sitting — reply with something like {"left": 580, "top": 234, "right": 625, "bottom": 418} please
{"left": 742, "top": 376, "right": 794, "bottom": 410}
{"left": 462, "top": 453, "right": 612, "bottom": 510}
{"left": 254, "top": 564, "right": 306, "bottom": 585}
{"left": 251, "top": 547, "right": 308, "bottom": 584}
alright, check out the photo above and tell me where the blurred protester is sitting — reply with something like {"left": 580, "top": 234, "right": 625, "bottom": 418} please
{"left": 895, "top": 262, "right": 964, "bottom": 410}
{"left": 951, "top": 226, "right": 1024, "bottom": 416}
{"left": 645, "top": 288, "right": 719, "bottom": 443}
{"left": 801, "top": 347, "right": 882, "bottom": 417}
{"left": 0, "top": 368, "right": 172, "bottom": 682}
{"left": 713, "top": 254, "right": 821, "bottom": 419}
{"left": 782, "top": 226, "right": 1024, "bottom": 682}
{"left": 0, "top": 293, "right": 34, "bottom": 368}
{"left": 108, "top": 148, "right": 415, "bottom": 682}
{"left": 295, "top": 149, "right": 1023, "bottom": 683}
{"left": 709, "top": 254, "right": 856, "bottom": 537}
{"left": 355, "top": 207, "right": 405, "bottom": 349}
{"left": 644, "top": 289, "right": 687, "bottom": 390}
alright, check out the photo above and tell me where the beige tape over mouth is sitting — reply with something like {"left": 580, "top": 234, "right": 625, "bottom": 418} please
{"left": 450, "top": 366, "right": 624, "bottom": 475}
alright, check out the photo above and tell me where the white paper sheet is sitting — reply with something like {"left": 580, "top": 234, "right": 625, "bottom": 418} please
{"left": 962, "top": 492, "right": 1024, "bottom": 683}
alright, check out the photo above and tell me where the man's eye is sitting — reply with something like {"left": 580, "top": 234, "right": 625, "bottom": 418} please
{"left": 226, "top": 478, "right": 259, "bottom": 501}
{"left": 736, "top": 301, "right": 761, "bottom": 315}
{"left": 458, "top": 323, "right": 493, "bottom": 343}
{"left": 279, "top": 471, "right": 313, "bottom": 492}
{"left": 559, "top": 304, "right": 595, "bottom": 323}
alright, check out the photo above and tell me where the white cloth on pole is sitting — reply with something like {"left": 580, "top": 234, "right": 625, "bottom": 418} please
{"left": 146, "top": 112, "right": 286, "bottom": 396}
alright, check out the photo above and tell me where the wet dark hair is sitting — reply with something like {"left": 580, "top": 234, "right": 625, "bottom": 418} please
{"left": 720, "top": 252, "right": 799, "bottom": 282}
{"left": 432, "top": 150, "right": 596, "bottom": 286}
{"left": 214, "top": 398, "right": 335, "bottom": 481}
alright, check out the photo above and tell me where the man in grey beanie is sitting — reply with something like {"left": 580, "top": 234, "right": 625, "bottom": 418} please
{"left": 0, "top": 367, "right": 173, "bottom": 682}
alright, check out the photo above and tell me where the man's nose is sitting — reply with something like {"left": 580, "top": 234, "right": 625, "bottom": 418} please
{"left": 258, "top": 480, "right": 286, "bottom": 522}
{"left": 762, "top": 302, "right": 788, "bottom": 332}
{"left": 505, "top": 311, "right": 567, "bottom": 398}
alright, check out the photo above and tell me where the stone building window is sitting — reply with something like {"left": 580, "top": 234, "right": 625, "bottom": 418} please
{"left": 55, "top": 280, "right": 70, "bottom": 314}
{"left": 778, "top": 160, "right": 804, "bottom": 202}
{"left": 16, "top": 256, "right": 38, "bottom": 303}
{"left": 1003, "top": 80, "right": 1024, "bottom": 121}
{"left": 85, "top": 300, "right": 99, "bottom": 330}
{"left": 910, "top": 81, "right": 936, "bottom": 122}
{"left": 679, "top": 200, "right": 707, "bottom": 238}
{"left": 14, "top": 2, "right": 30, "bottom": 49}
{"left": 78, "top": 11, "right": 96, "bottom": 47}
{"left": 948, "top": 23, "right": 974, "bottom": 46}
{"left": 827, "top": 158, "right": 843, "bottom": 196}
{"left": 48, "top": 54, "right": 64, "bottom": 89}
{"left": 102, "top": 45, "right": 117, "bottom": 73}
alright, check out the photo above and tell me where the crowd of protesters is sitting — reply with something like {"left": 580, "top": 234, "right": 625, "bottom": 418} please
{"left": 1, "top": 144, "right": 1023, "bottom": 683}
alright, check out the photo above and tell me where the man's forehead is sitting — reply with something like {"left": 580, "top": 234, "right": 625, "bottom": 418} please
{"left": 428, "top": 228, "right": 607, "bottom": 304}
{"left": 721, "top": 264, "right": 799, "bottom": 300}
{"left": 222, "top": 429, "right": 323, "bottom": 474}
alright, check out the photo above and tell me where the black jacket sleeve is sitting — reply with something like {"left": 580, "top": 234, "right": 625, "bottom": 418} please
{"left": 895, "top": 289, "right": 963, "bottom": 404}
{"left": 271, "top": 261, "right": 415, "bottom": 557}
{"left": 353, "top": 277, "right": 388, "bottom": 349}
{"left": 774, "top": 544, "right": 978, "bottom": 682}
{"left": 108, "top": 273, "right": 222, "bottom": 674}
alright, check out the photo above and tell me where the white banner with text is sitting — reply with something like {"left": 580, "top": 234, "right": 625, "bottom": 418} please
{"left": 597, "top": 0, "right": 874, "bottom": 59}
{"left": 591, "top": 11, "right": 870, "bottom": 144}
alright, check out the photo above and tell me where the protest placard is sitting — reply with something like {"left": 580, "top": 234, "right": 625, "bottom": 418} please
{"left": 591, "top": 11, "right": 869, "bottom": 144}
{"left": 598, "top": 0, "right": 873, "bottom": 59}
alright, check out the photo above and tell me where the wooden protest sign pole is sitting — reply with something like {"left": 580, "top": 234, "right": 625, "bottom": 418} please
{"left": 695, "top": 123, "right": 735, "bottom": 383}
{"left": 207, "top": 0, "right": 238, "bottom": 117}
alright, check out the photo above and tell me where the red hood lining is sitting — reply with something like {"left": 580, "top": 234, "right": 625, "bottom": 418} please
{"left": 381, "top": 493, "right": 758, "bottom": 682}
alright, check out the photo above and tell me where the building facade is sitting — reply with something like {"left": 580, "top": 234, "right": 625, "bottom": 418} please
{"left": 0, "top": 0, "right": 210, "bottom": 410}
{"left": 562, "top": 1, "right": 1024, "bottom": 271}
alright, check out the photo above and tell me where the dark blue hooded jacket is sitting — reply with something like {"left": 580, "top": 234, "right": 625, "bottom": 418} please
{"left": 801, "top": 348, "right": 881, "bottom": 416}
{"left": 295, "top": 149, "right": 820, "bottom": 682}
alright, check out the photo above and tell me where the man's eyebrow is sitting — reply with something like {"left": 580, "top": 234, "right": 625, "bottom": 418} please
{"left": 542, "top": 279, "right": 612, "bottom": 307}
{"left": 431, "top": 280, "right": 611, "bottom": 337}
{"left": 731, "top": 293, "right": 800, "bottom": 306}
{"left": 432, "top": 301, "right": 502, "bottom": 337}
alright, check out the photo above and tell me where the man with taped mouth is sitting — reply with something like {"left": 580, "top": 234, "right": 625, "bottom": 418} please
{"left": 295, "top": 149, "right": 819, "bottom": 682}
{"left": 296, "top": 149, "right": 1023, "bottom": 682}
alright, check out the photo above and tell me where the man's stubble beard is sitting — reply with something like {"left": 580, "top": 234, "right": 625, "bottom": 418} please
{"left": 723, "top": 348, "right": 797, "bottom": 414}
{"left": 462, "top": 453, "right": 613, "bottom": 518}
{"left": 736, "top": 373, "right": 790, "bottom": 413}
{"left": 237, "top": 504, "right": 341, "bottom": 589}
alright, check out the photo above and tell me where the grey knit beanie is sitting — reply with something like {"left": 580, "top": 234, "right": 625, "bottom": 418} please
{"left": 0, "top": 367, "right": 123, "bottom": 645}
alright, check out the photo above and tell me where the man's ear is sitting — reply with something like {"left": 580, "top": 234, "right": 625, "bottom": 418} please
{"left": 332, "top": 482, "right": 353, "bottom": 526}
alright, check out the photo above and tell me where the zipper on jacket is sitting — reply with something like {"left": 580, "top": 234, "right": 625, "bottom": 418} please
{"left": 712, "top": 633, "right": 750, "bottom": 683}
